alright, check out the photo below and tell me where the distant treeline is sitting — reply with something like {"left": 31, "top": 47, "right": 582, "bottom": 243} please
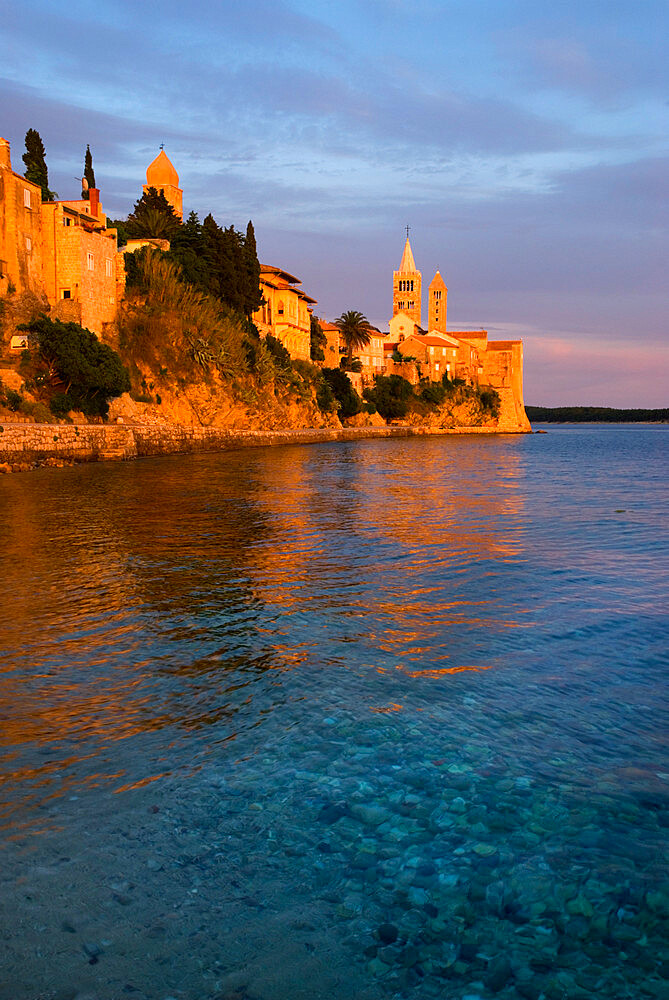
{"left": 526, "top": 406, "right": 669, "bottom": 423}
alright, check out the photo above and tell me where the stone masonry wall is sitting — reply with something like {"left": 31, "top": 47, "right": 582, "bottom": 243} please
{"left": 0, "top": 418, "right": 531, "bottom": 471}
{"left": 0, "top": 155, "right": 45, "bottom": 299}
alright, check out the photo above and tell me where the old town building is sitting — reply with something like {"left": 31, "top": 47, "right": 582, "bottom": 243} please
{"left": 0, "top": 137, "right": 118, "bottom": 335}
{"left": 252, "top": 264, "right": 316, "bottom": 362}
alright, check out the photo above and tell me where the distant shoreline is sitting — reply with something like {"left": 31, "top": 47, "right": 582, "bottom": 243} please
{"left": 526, "top": 406, "right": 668, "bottom": 423}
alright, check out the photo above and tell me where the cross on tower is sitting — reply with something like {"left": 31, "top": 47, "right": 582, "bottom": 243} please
{"left": 159, "top": 143, "right": 165, "bottom": 150}
{"left": 405, "top": 225, "right": 411, "bottom": 239}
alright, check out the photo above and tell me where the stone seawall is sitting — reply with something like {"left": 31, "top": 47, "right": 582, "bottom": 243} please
{"left": 0, "top": 419, "right": 529, "bottom": 470}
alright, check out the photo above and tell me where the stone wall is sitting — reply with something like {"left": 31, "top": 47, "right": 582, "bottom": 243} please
{"left": 0, "top": 418, "right": 531, "bottom": 471}
{"left": 0, "top": 142, "right": 45, "bottom": 299}
{"left": 41, "top": 203, "right": 118, "bottom": 334}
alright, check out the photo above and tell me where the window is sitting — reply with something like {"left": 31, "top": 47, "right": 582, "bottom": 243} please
{"left": 25, "top": 236, "right": 32, "bottom": 252}
{"left": 105, "top": 259, "right": 113, "bottom": 278}
{"left": 435, "top": 363, "right": 440, "bottom": 372}
{"left": 63, "top": 217, "right": 72, "bottom": 227}
{"left": 434, "top": 290, "right": 441, "bottom": 300}
{"left": 61, "top": 289, "right": 71, "bottom": 299}
{"left": 410, "top": 280, "right": 414, "bottom": 291}
{"left": 87, "top": 252, "right": 94, "bottom": 271}
{"left": 277, "top": 299, "right": 284, "bottom": 315}
{"left": 24, "top": 188, "right": 31, "bottom": 208}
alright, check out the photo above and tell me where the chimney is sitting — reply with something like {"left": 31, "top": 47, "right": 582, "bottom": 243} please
{"left": 89, "top": 187, "right": 100, "bottom": 217}
{"left": 0, "top": 138, "right": 11, "bottom": 170}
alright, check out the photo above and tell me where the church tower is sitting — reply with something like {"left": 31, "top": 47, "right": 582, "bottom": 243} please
{"left": 393, "top": 234, "right": 422, "bottom": 327}
{"left": 144, "top": 148, "right": 183, "bottom": 220}
{"left": 428, "top": 271, "right": 447, "bottom": 333}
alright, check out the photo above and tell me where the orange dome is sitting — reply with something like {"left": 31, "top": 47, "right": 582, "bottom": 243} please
{"left": 146, "top": 149, "right": 179, "bottom": 188}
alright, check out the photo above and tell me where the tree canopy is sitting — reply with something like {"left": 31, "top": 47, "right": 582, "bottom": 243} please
{"left": 310, "top": 315, "right": 327, "bottom": 362}
{"left": 22, "top": 129, "right": 56, "bottom": 202}
{"left": 335, "top": 310, "right": 373, "bottom": 360}
{"left": 19, "top": 316, "right": 130, "bottom": 417}
{"left": 321, "top": 368, "right": 362, "bottom": 419}
{"left": 125, "top": 187, "right": 181, "bottom": 239}
{"left": 119, "top": 194, "right": 263, "bottom": 322}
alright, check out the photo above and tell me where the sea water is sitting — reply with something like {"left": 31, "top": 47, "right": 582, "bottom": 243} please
{"left": 0, "top": 425, "right": 667, "bottom": 1000}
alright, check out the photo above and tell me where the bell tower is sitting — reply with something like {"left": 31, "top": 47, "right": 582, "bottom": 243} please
{"left": 144, "top": 147, "right": 183, "bottom": 220}
{"left": 393, "top": 230, "right": 421, "bottom": 327}
{"left": 428, "top": 271, "right": 447, "bottom": 333}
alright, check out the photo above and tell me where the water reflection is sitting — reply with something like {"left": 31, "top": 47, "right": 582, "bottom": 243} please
{"left": 0, "top": 437, "right": 530, "bottom": 817}
{"left": 0, "top": 429, "right": 667, "bottom": 1000}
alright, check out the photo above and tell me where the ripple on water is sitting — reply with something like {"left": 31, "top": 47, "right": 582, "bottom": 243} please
{"left": 0, "top": 427, "right": 667, "bottom": 999}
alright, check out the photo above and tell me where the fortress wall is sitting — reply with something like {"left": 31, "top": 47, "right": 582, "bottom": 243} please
{"left": 0, "top": 418, "right": 531, "bottom": 470}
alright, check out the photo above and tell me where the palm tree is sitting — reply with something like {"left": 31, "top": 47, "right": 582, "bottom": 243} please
{"left": 335, "top": 310, "right": 373, "bottom": 363}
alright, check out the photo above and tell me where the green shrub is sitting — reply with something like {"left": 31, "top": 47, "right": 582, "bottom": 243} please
{"left": 420, "top": 380, "right": 446, "bottom": 406}
{"left": 5, "top": 389, "right": 22, "bottom": 411}
{"left": 479, "top": 387, "right": 501, "bottom": 419}
{"left": 264, "top": 334, "right": 292, "bottom": 371}
{"left": 365, "top": 374, "right": 414, "bottom": 420}
{"left": 19, "top": 316, "right": 130, "bottom": 418}
{"left": 316, "top": 378, "right": 337, "bottom": 413}
{"left": 50, "top": 393, "right": 74, "bottom": 418}
{"left": 31, "top": 402, "right": 53, "bottom": 423}
{"left": 321, "top": 368, "right": 362, "bottom": 419}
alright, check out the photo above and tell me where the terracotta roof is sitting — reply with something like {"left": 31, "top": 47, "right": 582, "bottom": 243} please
{"left": 429, "top": 270, "right": 447, "bottom": 289}
{"left": 487, "top": 340, "right": 521, "bottom": 350}
{"left": 417, "top": 337, "right": 458, "bottom": 348}
{"left": 259, "top": 264, "right": 301, "bottom": 285}
{"left": 424, "top": 330, "right": 461, "bottom": 346}
{"left": 319, "top": 321, "right": 339, "bottom": 332}
{"left": 298, "top": 291, "right": 317, "bottom": 304}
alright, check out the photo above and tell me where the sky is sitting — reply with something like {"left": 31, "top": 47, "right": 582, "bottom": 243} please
{"left": 1, "top": 0, "right": 667, "bottom": 406}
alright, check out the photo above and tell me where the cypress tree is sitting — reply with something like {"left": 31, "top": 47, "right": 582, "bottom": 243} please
{"left": 243, "top": 220, "right": 262, "bottom": 318}
{"left": 22, "top": 128, "right": 56, "bottom": 201}
{"left": 82, "top": 144, "right": 96, "bottom": 198}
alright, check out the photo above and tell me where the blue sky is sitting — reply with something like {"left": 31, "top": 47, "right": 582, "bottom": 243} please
{"left": 1, "top": 0, "right": 667, "bottom": 405}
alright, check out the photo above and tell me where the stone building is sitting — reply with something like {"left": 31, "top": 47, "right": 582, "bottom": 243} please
{"left": 396, "top": 331, "right": 460, "bottom": 382}
{"left": 357, "top": 328, "right": 388, "bottom": 382}
{"left": 0, "top": 137, "right": 118, "bottom": 336}
{"left": 252, "top": 264, "right": 316, "bottom": 362}
{"left": 0, "top": 138, "right": 46, "bottom": 300}
{"left": 318, "top": 321, "right": 340, "bottom": 367}
{"left": 385, "top": 235, "right": 530, "bottom": 429}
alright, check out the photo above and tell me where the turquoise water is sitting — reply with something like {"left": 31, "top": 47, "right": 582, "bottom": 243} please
{"left": 0, "top": 425, "right": 667, "bottom": 1000}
